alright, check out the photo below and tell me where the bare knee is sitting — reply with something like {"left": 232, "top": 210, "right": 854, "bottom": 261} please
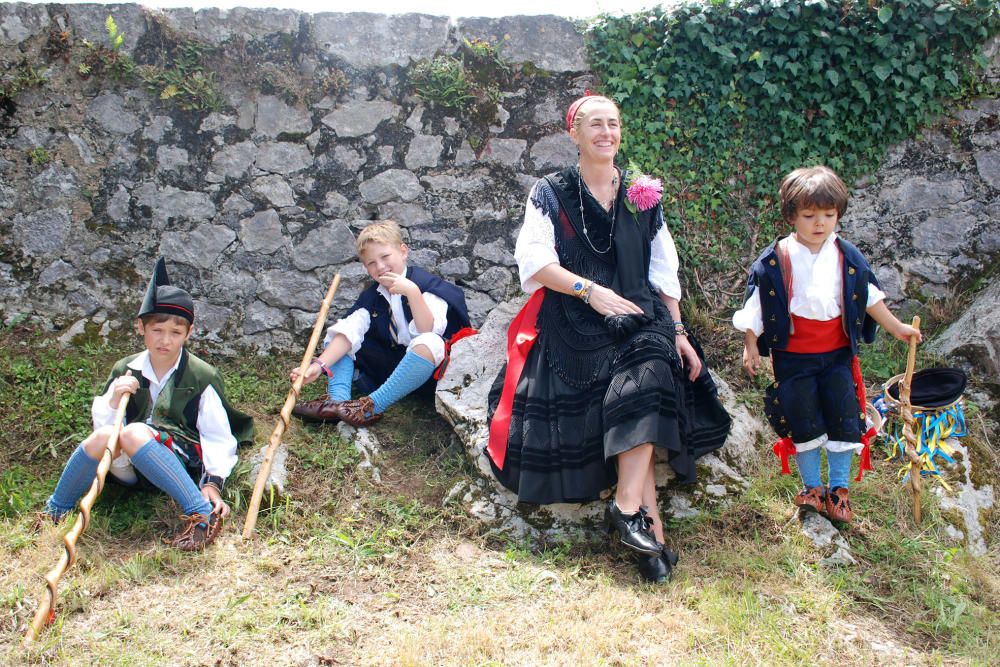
{"left": 410, "top": 343, "right": 434, "bottom": 362}
{"left": 118, "top": 424, "right": 154, "bottom": 456}
{"left": 81, "top": 426, "right": 114, "bottom": 458}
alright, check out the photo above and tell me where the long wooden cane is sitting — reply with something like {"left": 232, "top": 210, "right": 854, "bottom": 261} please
{"left": 243, "top": 273, "right": 341, "bottom": 539}
{"left": 24, "top": 394, "right": 130, "bottom": 644}
{"left": 899, "top": 315, "right": 922, "bottom": 524}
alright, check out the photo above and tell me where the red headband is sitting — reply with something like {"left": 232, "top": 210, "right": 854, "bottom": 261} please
{"left": 565, "top": 90, "right": 594, "bottom": 132}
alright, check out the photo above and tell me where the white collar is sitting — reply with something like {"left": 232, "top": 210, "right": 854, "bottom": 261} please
{"left": 126, "top": 349, "right": 184, "bottom": 384}
{"left": 786, "top": 231, "right": 839, "bottom": 256}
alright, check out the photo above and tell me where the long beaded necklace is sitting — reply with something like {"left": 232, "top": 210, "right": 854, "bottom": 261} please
{"left": 576, "top": 165, "right": 620, "bottom": 255}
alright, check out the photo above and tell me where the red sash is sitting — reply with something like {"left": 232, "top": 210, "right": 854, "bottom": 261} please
{"left": 486, "top": 290, "right": 545, "bottom": 470}
{"left": 784, "top": 315, "right": 849, "bottom": 354}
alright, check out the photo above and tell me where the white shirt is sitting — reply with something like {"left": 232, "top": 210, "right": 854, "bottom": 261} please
{"left": 323, "top": 266, "right": 450, "bottom": 357}
{"left": 92, "top": 350, "right": 238, "bottom": 479}
{"left": 513, "top": 184, "right": 682, "bottom": 299}
{"left": 732, "top": 233, "right": 886, "bottom": 336}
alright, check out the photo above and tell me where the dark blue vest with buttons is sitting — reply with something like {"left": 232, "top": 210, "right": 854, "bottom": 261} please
{"left": 346, "top": 265, "right": 470, "bottom": 389}
{"left": 743, "top": 236, "right": 880, "bottom": 357}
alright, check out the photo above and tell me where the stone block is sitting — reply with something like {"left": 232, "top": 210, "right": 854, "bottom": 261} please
{"left": 293, "top": 221, "right": 357, "bottom": 270}
{"left": 529, "top": 133, "right": 577, "bottom": 171}
{"left": 359, "top": 169, "right": 423, "bottom": 204}
{"left": 456, "top": 16, "right": 587, "bottom": 72}
{"left": 160, "top": 224, "right": 237, "bottom": 270}
{"left": 239, "top": 209, "right": 288, "bottom": 254}
{"left": 313, "top": 12, "right": 449, "bottom": 67}
{"left": 321, "top": 98, "right": 402, "bottom": 138}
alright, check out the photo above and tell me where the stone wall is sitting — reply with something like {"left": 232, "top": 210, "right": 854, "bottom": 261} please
{"left": 0, "top": 3, "right": 591, "bottom": 351}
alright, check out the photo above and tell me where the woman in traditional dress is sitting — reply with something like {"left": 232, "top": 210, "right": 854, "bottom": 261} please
{"left": 487, "top": 94, "right": 731, "bottom": 582}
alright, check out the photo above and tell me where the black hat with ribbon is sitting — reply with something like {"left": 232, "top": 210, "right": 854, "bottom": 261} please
{"left": 887, "top": 367, "right": 967, "bottom": 409}
{"left": 138, "top": 257, "right": 194, "bottom": 324}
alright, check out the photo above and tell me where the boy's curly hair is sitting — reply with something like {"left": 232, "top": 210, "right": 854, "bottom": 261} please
{"left": 356, "top": 220, "right": 404, "bottom": 255}
{"left": 779, "top": 165, "right": 849, "bottom": 222}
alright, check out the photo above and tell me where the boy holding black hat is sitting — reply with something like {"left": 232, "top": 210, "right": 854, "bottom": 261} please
{"left": 40, "top": 257, "right": 253, "bottom": 550}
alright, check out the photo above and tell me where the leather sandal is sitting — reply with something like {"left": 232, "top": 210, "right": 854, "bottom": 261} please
{"left": 604, "top": 499, "right": 662, "bottom": 556}
{"left": 335, "top": 396, "right": 382, "bottom": 428}
{"left": 291, "top": 397, "right": 342, "bottom": 423}
{"left": 826, "top": 487, "right": 854, "bottom": 523}
{"left": 793, "top": 486, "right": 826, "bottom": 514}
{"left": 170, "top": 513, "right": 223, "bottom": 551}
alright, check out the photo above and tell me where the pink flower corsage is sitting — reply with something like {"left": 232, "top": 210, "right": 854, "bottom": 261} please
{"left": 625, "top": 174, "right": 663, "bottom": 215}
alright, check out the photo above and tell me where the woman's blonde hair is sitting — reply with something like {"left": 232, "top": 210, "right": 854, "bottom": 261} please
{"left": 356, "top": 220, "right": 404, "bottom": 255}
{"left": 569, "top": 95, "right": 620, "bottom": 133}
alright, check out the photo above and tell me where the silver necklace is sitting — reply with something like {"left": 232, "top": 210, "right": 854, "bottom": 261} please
{"left": 577, "top": 165, "right": 619, "bottom": 255}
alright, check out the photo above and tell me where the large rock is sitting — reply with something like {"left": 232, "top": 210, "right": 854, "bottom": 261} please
{"left": 435, "top": 298, "right": 766, "bottom": 542}
{"left": 931, "top": 280, "right": 1000, "bottom": 376}
{"left": 0, "top": 3, "right": 50, "bottom": 45}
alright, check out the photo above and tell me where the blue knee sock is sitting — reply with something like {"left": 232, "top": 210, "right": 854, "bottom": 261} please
{"left": 794, "top": 447, "right": 822, "bottom": 490}
{"left": 45, "top": 443, "right": 101, "bottom": 519}
{"left": 828, "top": 450, "right": 853, "bottom": 490}
{"left": 369, "top": 351, "right": 436, "bottom": 414}
{"left": 326, "top": 356, "right": 354, "bottom": 402}
{"left": 130, "top": 440, "right": 213, "bottom": 516}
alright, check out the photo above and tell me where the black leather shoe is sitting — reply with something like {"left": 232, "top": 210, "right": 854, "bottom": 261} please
{"left": 604, "top": 499, "right": 662, "bottom": 556}
{"left": 291, "top": 397, "right": 342, "bottom": 423}
{"left": 637, "top": 545, "right": 679, "bottom": 584}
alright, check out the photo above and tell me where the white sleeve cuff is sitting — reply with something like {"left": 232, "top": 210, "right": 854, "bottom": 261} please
{"left": 732, "top": 287, "right": 764, "bottom": 337}
{"left": 197, "top": 385, "right": 238, "bottom": 479}
{"left": 866, "top": 281, "right": 886, "bottom": 307}
{"left": 407, "top": 292, "right": 450, "bottom": 337}
{"left": 325, "top": 309, "right": 371, "bottom": 358}
{"left": 91, "top": 384, "right": 118, "bottom": 430}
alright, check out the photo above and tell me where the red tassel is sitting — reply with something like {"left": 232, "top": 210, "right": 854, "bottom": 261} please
{"left": 851, "top": 355, "right": 875, "bottom": 481}
{"left": 772, "top": 437, "right": 796, "bottom": 475}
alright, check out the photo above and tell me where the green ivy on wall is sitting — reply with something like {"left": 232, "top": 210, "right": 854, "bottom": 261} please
{"left": 588, "top": 0, "right": 999, "bottom": 306}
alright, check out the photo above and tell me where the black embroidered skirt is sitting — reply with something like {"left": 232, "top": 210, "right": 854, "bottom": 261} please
{"left": 487, "top": 329, "right": 731, "bottom": 505}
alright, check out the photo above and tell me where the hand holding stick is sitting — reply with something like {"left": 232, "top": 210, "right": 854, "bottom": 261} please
{"left": 900, "top": 315, "right": 922, "bottom": 524}
{"left": 243, "top": 273, "right": 341, "bottom": 539}
{"left": 24, "top": 394, "right": 130, "bottom": 644}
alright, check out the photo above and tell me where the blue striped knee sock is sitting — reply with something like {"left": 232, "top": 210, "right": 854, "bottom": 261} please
{"left": 130, "top": 440, "right": 213, "bottom": 516}
{"left": 794, "top": 447, "right": 822, "bottom": 490}
{"left": 45, "top": 443, "right": 101, "bottom": 519}
{"left": 369, "top": 351, "right": 436, "bottom": 414}
{"left": 827, "top": 449, "right": 853, "bottom": 490}
{"left": 326, "top": 356, "right": 354, "bottom": 402}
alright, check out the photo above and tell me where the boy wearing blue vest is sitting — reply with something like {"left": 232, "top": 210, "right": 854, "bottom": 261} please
{"left": 733, "top": 166, "right": 920, "bottom": 523}
{"left": 291, "top": 220, "right": 471, "bottom": 427}
{"left": 41, "top": 258, "right": 254, "bottom": 550}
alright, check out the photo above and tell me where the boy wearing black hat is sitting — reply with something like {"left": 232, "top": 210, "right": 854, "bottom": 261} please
{"left": 40, "top": 258, "right": 253, "bottom": 550}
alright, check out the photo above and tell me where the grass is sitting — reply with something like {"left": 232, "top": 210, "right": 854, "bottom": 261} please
{"left": 0, "top": 324, "right": 997, "bottom": 665}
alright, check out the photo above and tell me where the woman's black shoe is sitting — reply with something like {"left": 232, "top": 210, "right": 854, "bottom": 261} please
{"left": 637, "top": 545, "right": 679, "bottom": 583}
{"left": 604, "top": 500, "right": 662, "bottom": 556}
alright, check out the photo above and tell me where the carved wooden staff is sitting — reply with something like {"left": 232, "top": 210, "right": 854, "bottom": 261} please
{"left": 900, "top": 315, "right": 922, "bottom": 524}
{"left": 243, "top": 272, "right": 341, "bottom": 539}
{"left": 24, "top": 394, "right": 130, "bottom": 644}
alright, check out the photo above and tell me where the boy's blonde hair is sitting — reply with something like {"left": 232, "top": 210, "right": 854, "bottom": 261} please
{"left": 356, "top": 220, "right": 404, "bottom": 255}
{"left": 779, "top": 165, "right": 849, "bottom": 222}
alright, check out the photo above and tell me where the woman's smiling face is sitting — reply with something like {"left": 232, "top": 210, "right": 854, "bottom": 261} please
{"left": 570, "top": 99, "right": 621, "bottom": 162}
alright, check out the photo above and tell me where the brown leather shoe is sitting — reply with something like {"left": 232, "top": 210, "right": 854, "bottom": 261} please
{"left": 793, "top": 486, "right": 826, "bottom": 513}
{"left": 335, "top": 396, "right": 382, "bottom": 427}
{"left": 170, "top": 513, "right": 223, "bottom": 551}
{"left": 291, "top": 397, "right": 342, "bottom": 423}
{"left": 826, "top": 487, "right": 854, "bottom": 523}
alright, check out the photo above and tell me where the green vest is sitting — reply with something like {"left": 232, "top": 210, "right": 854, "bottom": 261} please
{"left": 103, "top": 349, "right": 254, "bottom": 453}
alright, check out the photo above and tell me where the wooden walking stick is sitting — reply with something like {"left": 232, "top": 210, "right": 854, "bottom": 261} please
{"left": 24, "top": 394, "right": 130, "bottom": 644}
{"left": 899, "top": 315, "right": 922, "bottom": 524}
{"left": 243, "top": 272, "right": 341, "bottom": 539}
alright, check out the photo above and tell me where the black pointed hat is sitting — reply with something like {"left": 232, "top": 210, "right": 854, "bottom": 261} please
{"left": 138, "top": 257, "right": 194, "bottom": 324}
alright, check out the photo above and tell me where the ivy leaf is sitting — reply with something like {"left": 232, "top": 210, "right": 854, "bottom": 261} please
{"left": 631, "top": 33, "right": 646, "bottom": 47}
{"left": 943, "top": 69, "right": 959, "bottom": 87}
{"left": 872, "top": 63, "right": 893, "bottom": 81}
{"left": 877, "top": 6, "right": 893, "bottom": 23}
{"left": 826, "top": 70, "right": 840, "bottom": 87}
